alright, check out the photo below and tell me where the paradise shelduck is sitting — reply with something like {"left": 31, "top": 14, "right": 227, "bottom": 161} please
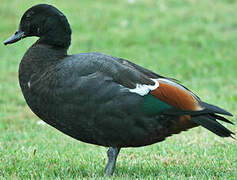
{"left": 4, "top": 4, "right": 235, "bottom": 176}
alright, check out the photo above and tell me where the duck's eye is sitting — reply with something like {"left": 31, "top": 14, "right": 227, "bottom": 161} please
{"left": 25, "top": 14, "right": 31, "bottom": 21}
{"left": 25, "top": 11, "right": 34, "bottom": 21}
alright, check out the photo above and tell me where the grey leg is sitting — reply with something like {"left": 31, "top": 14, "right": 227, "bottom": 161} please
{"left": 104, "top": 147, "right": 121, "bottom": 176}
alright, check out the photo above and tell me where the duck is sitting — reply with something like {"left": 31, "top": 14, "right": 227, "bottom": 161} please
{"left": 4, "top": 4, "right": 234, "bottom": 176}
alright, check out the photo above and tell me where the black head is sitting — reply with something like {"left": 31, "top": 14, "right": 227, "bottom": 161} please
{"left": 4, "top": 4, "right": 72, "bottom": 48}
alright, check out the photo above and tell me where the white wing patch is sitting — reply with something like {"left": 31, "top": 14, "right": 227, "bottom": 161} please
{"left": 129, "top": 78, "right": 159, "bottom": 96}
{"left": 27, "top": 81, "right": 31, "bottom": 88}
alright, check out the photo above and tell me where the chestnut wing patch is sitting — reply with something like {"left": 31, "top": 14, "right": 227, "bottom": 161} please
{"left": 150, "top": 78, "right": 203, "bottom": 111}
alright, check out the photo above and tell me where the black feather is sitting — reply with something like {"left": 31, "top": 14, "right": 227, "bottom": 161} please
{"left": 191, "top": 115, "right": 235, "bottom": 138}
{"left": 211, "top": 114, "right": 234, "bottom": 125}
{"left": 201, "top": 102, "right": 233, "bottom": 116}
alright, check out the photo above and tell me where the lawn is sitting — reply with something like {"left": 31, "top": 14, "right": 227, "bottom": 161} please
{"left": 0, "top": 0, "right": 236, "bottom": 179}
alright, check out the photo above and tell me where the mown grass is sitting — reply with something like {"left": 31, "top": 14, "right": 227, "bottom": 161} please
{"left": 0, "top": 0, "right": 236, "bottom": 179}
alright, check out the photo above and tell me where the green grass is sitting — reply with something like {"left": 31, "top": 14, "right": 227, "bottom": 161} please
{"left": 0, "top": 0, "right": 237, "bottom": 179}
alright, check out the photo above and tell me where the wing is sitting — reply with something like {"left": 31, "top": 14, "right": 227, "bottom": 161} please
{"left": 129, "top": 76, "right": 234, "bottom": 138}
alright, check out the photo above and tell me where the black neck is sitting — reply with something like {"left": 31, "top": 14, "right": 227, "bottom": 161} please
{"left": 38, "top": 29, "right": 71, "bottom": 49}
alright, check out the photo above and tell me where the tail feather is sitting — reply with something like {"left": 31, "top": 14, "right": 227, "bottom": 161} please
{"left": 191, "top": 102, "right": 235, "bottom": 138}
{"left": 201, "top": 102, "right": 233, "bottom": 116}
{"left": 163, "top": 100, "right": 235, "bottom": 138}
{"left": 211, "top": 114, "right": 234, "bottom": 125}
{"left": 191, "top": 115, "right": 235, "bottom": 138}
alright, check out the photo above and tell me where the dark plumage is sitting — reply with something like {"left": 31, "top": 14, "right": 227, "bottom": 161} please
{"left": 4, "top": 4, "right": 234, "bottom": 176}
